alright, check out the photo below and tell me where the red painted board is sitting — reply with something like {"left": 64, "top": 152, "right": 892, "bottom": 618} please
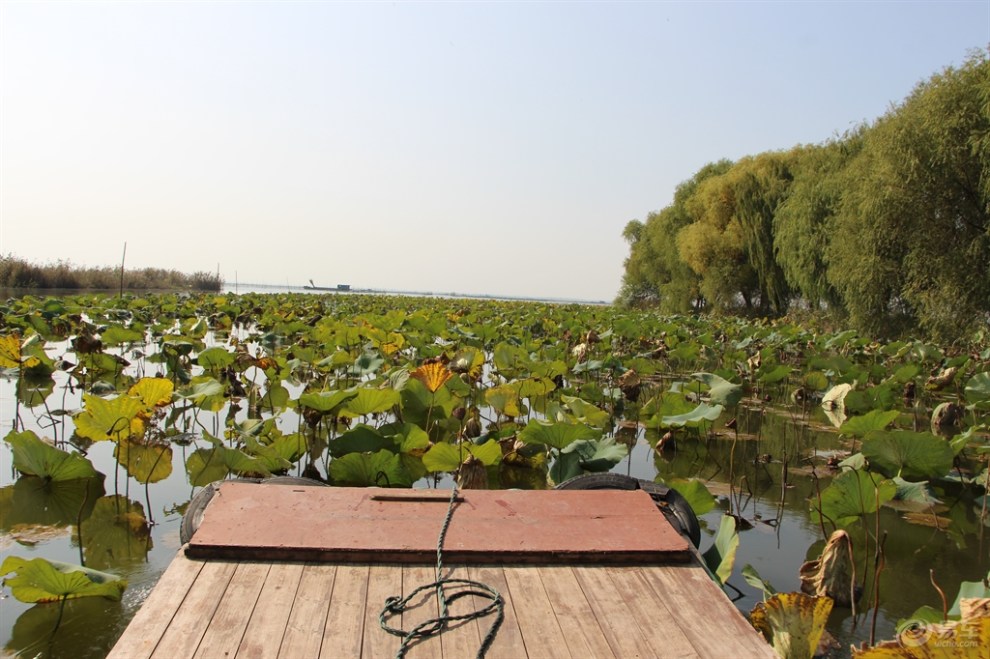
{"left": 185, "top": 482, "right": 691, "bottom": 564}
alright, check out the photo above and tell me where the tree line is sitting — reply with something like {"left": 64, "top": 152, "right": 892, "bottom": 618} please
{"left": 619, "top": 50, "right": 989, "bottom": 341}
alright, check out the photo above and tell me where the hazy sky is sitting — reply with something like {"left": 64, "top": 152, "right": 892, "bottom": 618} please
{"left": 1, "top": 2, "right": 987, "bottom": 301}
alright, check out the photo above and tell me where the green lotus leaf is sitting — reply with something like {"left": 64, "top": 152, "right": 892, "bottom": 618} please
{"left": 100, "top": 325, "right": 144, "bottom": 346}
{"left": 660, "top": 402, "right": 724, "bottom": 428}
{"left": 702, "top": 514, "right": 739, "bottom": 586}
{"left": 811, "top": 469, "right": 897, "bottom": 527}
{"left": 691, "top": 372, "right": 744, "bottom": 407}
{"left": 74, "top": 394, "right": 146, "bottom": 442}
{"left": 260, "top": 382, "right": 290, "bottom": 412}
{"left": 510, "top": 377, "right": 557, "bottom": 401}
{"left": 330, "top": 425, "right": 393, "bottom": 457}
{"left": 266, "top": 433, "right": 308, "bottom": 464}
{"left": 559, "top": 437, "right": 628, "bottom": 472}
{"left": 298, "top": 389, "right": 359, "bottom": 414}
{"left": 422, "top": 439, "right": 502, "bottom": 473}
{"left": 380, "top": 422, "right": 431, "bottom": 454}
{"left": 665, "top": 478, "right": 716, "bottom": 516}
{"left": 861, "top": 431, "right": 954, "bottom": 481}
{"left": 114, "top": 438, "right": 173, "bottom": 484}
{"left": 559, "top": 395, "right": 610, "bottom": 428}
{"left": 340, "top": 387, "right": 400, "bottom": 417}
{"left": 4, "top": 430, "right": 98, "bottom": 481}
{"left": 964, "top": 372, "right": 990, "bottom": 407}
{"left": 640, "top": 392, "right": 694, "bottom": 423}
{"left": 329, "top": 449, "right": 411, "bottom": 487}
{"left": 518, "top": 418, "right": 600, "bottom": 451}
{"left": 741, "top": 564, "right": 777, "bottom": 597}
{"left": 891, "top": 477, "right": 940, "bottom": 507}
{"left": 891, "top": 363, "right": 920, "bottom": 384}
{"left": 0, "top": 556, "right": 127, "bottom": 603}
{"left": 757, "top": 365, "right": 792, "bottom": 385}
{"left": 838, "top": 409, "right": 901, "bottom": 439}
{"left": 178, "top": 376, "right": 227, "bottom": 412}
{"left": 349, "top": 350, "right": 384, "bottom": 377}
{"left": 240, "top": 436, "right": 293, "bottom": 473}
{"left": 549, "top": 451, "right": 583, "bottom": 484}
{"left": 485, "top": 385, "right": 522, "bottom": 418}
{"left": 186, "top": 447, "right": 229, "bottom": 487}
{"left": 196, "top": 346, "right": 235, "bottom": 370}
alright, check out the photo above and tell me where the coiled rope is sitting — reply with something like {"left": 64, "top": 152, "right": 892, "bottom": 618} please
{"left": 379, "top": 484, "right": 504, "bottom": 659}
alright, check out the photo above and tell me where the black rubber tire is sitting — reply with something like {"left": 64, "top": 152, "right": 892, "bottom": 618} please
{"left": 554, "top": 473, "right": 701, "bottom": 548}
{"left": 179, "top": 476, "right": 326, "bottom": 544}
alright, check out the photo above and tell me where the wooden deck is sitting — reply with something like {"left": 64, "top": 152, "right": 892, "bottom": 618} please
{"left": 108, "top": 484, "right": 775, "bottom": 658}
{"left": 108, "top": 553, "right": 774, "bottom": 658}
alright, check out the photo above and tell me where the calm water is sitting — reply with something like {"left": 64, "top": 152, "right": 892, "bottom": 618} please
{"left": 1, "top": 333, "right": 987, "bottom": 657}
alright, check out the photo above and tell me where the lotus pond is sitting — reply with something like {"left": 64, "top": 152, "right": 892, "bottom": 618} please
{"left": 1, "top": 292, "right": 988, "bottom": 657}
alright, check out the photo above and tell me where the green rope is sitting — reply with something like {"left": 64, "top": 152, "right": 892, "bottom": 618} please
{"left": 379, "top": 484, "right": 504, "bottom": 659}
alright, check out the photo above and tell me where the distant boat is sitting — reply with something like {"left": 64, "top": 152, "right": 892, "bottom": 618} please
{"left": 304, "top": 280, "right": 351, "bottom": 292}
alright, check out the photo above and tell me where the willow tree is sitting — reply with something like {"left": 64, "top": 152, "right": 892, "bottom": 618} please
{"left": 828, "top": 51, "right": 990, "bottom": 338}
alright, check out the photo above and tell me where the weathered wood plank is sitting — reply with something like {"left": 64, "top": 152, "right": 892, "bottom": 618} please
{"left": 364, "top": 564, "right": 402, "bottom": 659}
{"left": 399, "top": 565, "right": 441, "bottom": 659}
{"left": 436, "top": 566, "right": 484, "bottom": 659}
{"left": 235, "top": 562, "right": 305, "bottom": 659}
{"left": 149, "top": 559, "right": 238, "bottom": 658}
{"left": 536, "top": 566, "right": 616, "bottom": 659}
{"left": 193, "top": 561, "right": 270, "bottom": 658}
{"left": 278, "top": 563, "right": 337, "bottom": 659}
{"left": 107, "top": 551, "right": 205, "bottom": 659}
{"left": 502, "top": 566, "right": 571, "bottom": 659}
{"left": 466, "top": 565, "right": 527, "bottom": 659}
{"left": 603, "top": 566, "right": 699, "bottom": 658}
{"left": 319, "top": 564, "right": 369, "bottom": 659}
{"left": 572, "top": 564, "right": 669, "bottom": 658}
{"left": 639, "top": 565, "right": 776, "bottom": 658}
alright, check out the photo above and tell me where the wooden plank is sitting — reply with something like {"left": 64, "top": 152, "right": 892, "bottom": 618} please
{"left": 435, "top": 566, "right": 484, "bottom": 659}
{"left": 149, "top": 560, "right": 238, "bottom": 658}
{"left": 502, "top": 566, "right": 571, "bottom": 659}
{"left": 319, "top": 564, "right": 369, "bottom": 659}
{"left": 107, "top": 551, "right": 205, "bottom": 659}
{"left": 572, "top": 564, "right": 669, "bottom": 658}
{"left": 277, "top": 563, "right": 337, "bottom": 659}
{"left": 399, "top": 565, "right": 441, "bottom": 659}
{"left": 603, "top": 566, "right": 699, "bottom": 658}
{"left": 466, "top": 566, "right": 527, "bottom": 659}
{"left": 193, "top": 561, "right": 270, "bottom": 658}
{"left": 187, "top": 483, "right": 689, "bottom": 564}
{"left": 363, "top": 564, "right": 402, "bottom": 659}
{"left": 536, "top": 566, "right": 616, "bottom": 658}
{"left": 639, "top": 565, "right": 776, "bottom": 658}
{"left": 235, "top": 562, "right": 305, "bottom": 659}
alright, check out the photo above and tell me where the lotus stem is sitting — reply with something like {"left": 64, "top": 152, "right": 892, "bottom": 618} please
{"left": 930, "top": 569, "right": 948, "bottom": 622}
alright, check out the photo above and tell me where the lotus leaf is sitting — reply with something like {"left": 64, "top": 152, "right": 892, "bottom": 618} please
{"left": 349, "top": 350, "right": 384, "bottom": 377}
{"left": 964, "top": 372, "right": 990, "bottom": 408}
{"left": 741, "top": 564, "right": 777, "bottom": 597}
{"left": 16, "top": 373, "right": 54, "bottom": 408}
{"left": 380, "top": 422, "right": 431, "bottom": 454}
{"left": 196, "top": 346, "right": 235, "bottom": 370}
{"left": 0, "top": 333, "right": 40, "bottom": 369}
{"left": 240, "top": 436, "right": 293, "bottom": 473}
{"left": 702, "top": 514, "right": 739, "bottom": 586}
{"left": 660, "top": 402, "right": 724, "bottom": 428}
{"left": 799, "top": 530, "right": 857, "bottom": 606}
{"left": 114, "top": 438, "right": 173, "bottom": 484}
{"left": 329, "top": 449, "right": 411, "bottom": 487}
{"left": 340, "top": 387, "right": 400, "bottom": 417}
{"left": 518, "top": 418, "right": 600, "bottom": 451}
{"left": 559, "top": 437, "right": 628, "bottom": 472}
{"left": 4, "top": 430, "right": 98, "bottom": 481}
{"left": 691, "top": 372, "right": 744, "bottom": 407}
{"left": 422, "top": 439, "right": 502, "bottom": 473}
{"left": 812, "top": 469, "right": 897, "bottom": 527}
{"left": 750, "top": 592, "right": 833, "bottom": 659}
{"left": 297, "top": 389, "right": 359, "bottom": 414}
{"left": 128, "top": 377, "right": 174, "bottom": 408}
{"left": 559, "top": 395, "right": 610, "bottom": 427}
{"left": 331, "top": 425, "right": 393, "bottom": 457}
{"left": 485, "top": 385, "right": 522, "bottom": 418}
{"left": 861, "top": 431, "right": 954, "bottom": 481}
{"left": 101, "top": 326, "right": 144, "bottom": 346}
{"left": 839, "top": 410, "right": 901, "bottom": 439}
{"left": 1, "top": 556, "right": 127, "bottom": 603}
{"left": 665, "top": 478, "right": 716, "bottom": 515}
{"left": 176, "top": 376, "right": 226, "bottom": 412}
{"left": 74, "top": 394, "right": 146, "bottom": 442}
{"left": 0, "top": 476, "right": 103, "bottom": 531}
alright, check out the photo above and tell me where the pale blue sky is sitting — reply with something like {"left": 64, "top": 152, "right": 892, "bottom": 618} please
{"left": 2, "top": 1, "right": 987, "bottom": 301}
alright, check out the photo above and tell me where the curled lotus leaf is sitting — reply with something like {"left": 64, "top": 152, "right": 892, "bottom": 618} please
{"left": 74, "top": 393, "right": 146, "bottom": 442}
{"left": 4, "top": 430, "right": 98, "bottom": 481}
{"left": 853, "top": 600, "right": 989, "bottom": 657}
{"left": 799, "top": 530, "right": 858, "bottom": 607}
{"left": 750, "top": 592, "right": 833, "bottom": 659}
